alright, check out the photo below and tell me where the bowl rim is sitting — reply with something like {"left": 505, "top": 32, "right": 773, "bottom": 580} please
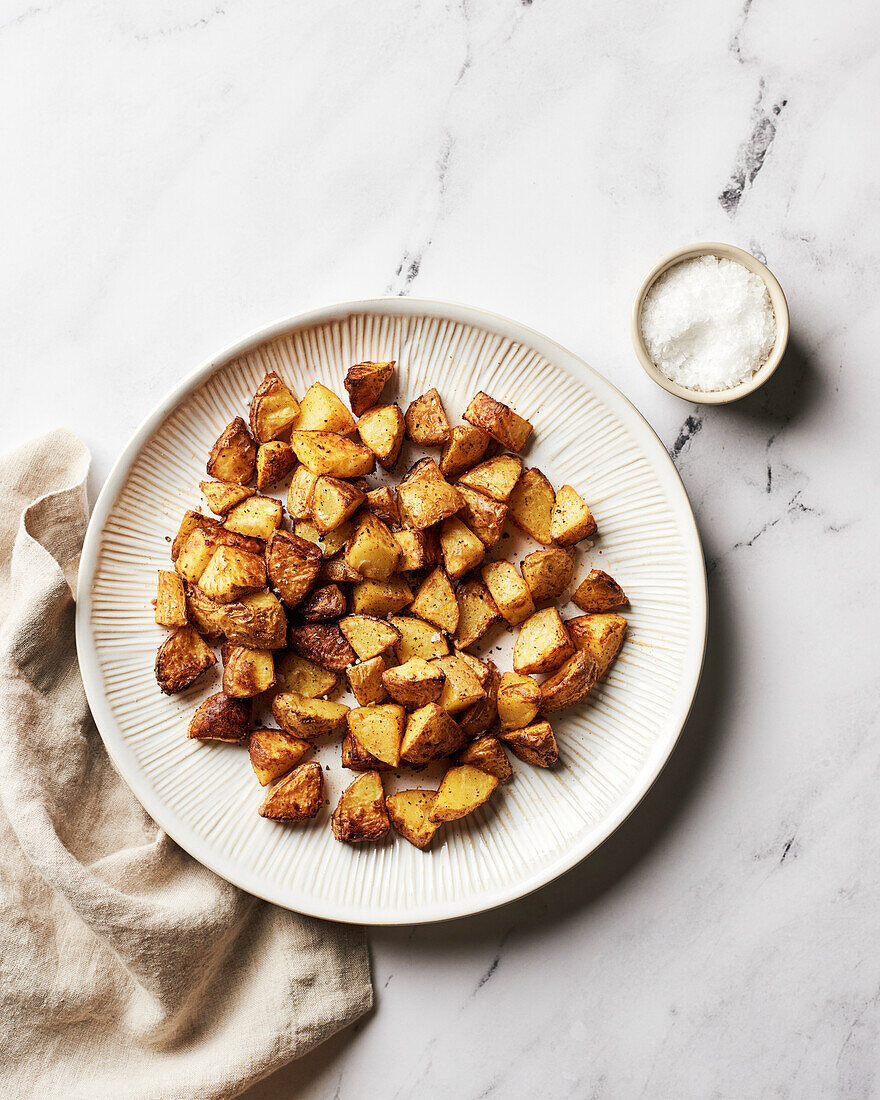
{"left": 630, "top": 241, "right": 790, "bottom": 405}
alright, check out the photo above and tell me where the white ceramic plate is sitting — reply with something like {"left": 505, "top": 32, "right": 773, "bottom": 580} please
{"left": 76, "top": 298, "right": 706, "bottom": 925}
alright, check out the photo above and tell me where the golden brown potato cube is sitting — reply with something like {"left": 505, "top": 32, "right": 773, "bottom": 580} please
{"left": 432, "top": 655, "right": 486, "bottom": 714}
{"left": 255, "top": 441, "right": 296, "bottom": 490}
{"left": 480, "top": 560, "right": 535, "bottom": 626}
{"left": 404, "top": 387, "right": 451, "bottom": 445}
{"left": 429, "top": 764, "right": 498, "bottom": 823}
{"left": 410, "top": 567, "right": 458, "bottom": 634}
{"left": 346, "top": 655, "right": 388, "bottom": 706}
{"left": 341, "top": 730, "right": 392, "bottom": 772}
{"left": 185, "top": 586, "right": 254, "bottom": 645}
{"left": 286, "top": 465, "right": 319, "bottom": 520}
{"left": 497, "top": 671, "right": 541, "bottom": 730}
{"left": 259, "top": 761, "right": 323, "bottom": 821}
{"left": 457, "top": 651, "right": 491, "bottom": 688}
{"left": 572, "top": 569, "right": 629, "bottom": 613}
{"left": 539, "top": 651, "right": 599, "bottom": 712}
{"left": 288, "top": 622, "right": 356, "bottom": 672}
{"left": 386, "top": 790, "right": 440, "bottom": 849}
{"left": 187, "top": 692, "right": 249, "bottom": 741}
{"left": 344, "top": 360, "right": 395, "bottom": 416}
{"left": 389, "top": 615, "right": 450, "bottom": 662}
{"left": 300, "top": 583, "right": 346, "bottom": 622}
{"left": 199, "top": 480, "right": 255, "bottom": 517}
{"left": 440, "top": 517, "right": 485, "bottom": 580}
{"left": 155, "top": 626, "right": 216, "bottom": 694}
{"left": 345, "top": 513, "right": 400, "bottom": 580}
{"left": 290, "top": 431, "right": 375, "bottom": 477}
{"left": 350, "top": 577, "right": 413, "bottom": 617}
{"left": 249, "top": 371, "right": 300, "bottom": 443}
{"left": 507, "top": 468, "right": 555, "bottom": 545}
{"left": 272, "top": 692, "right": 350, "bottom": 738}
{"left": 206, "top": 417, "right": 257, "bottom": 485}
{"left": 346, "top": 703, "right": 405, "bottom": 767}
{"left": 499, "top": 720, "right": 558, "bottom": 767}
{"left": 357, "top": 404, "right": 404, "bottom": 469}
{"left": 222, "top": 646, "right": 275, "bottom": 697}
{"left": 550, "top": 484, "right": 597, "bottom": 545}
{"left": 198, "top": 546, "right": 267, "bottom": 604}
{"left": 400, "top": 703, "right": 465, "bottom": 765}
{"left": 457, "top": 454, "right": 522, "bottom": 502}
{"left": 248, "top": 726, "right": 310, "bottom": 785}
{"left": 457, "top": 735, "right": 512, "bottom": 781}
{"left": 365, "top": 485, "right": 400, "bottom": 527}
{"left": 338, "top": 614, "right": 400, "bottom": 661}
{"left": 453, "top": 580, "right": 501, "bottom": 650}
{"left": 155, "top": 570, "right": 187, "bottom": 627}
{"left": 521, "top": 546, "right": 575, "bottom": 602}
{"left": 311, "top": 475, "right": 365, "bottom": 533}
{"left": 332, "top": 771, "right": 390, "bottom": 842}
{"left": 175, "top": 527, "right": 223, "bottom": 584}
{"left": 455, "top": 486, "right": 507, "bottom": 548}
{"left": 512, "top": 607, "right": 574, "bottom": 675}
{"left": 296, "top": 382, "right": 357, "bottom": 434}
{"left": 266, "top": 531, "right": 322, "bottom": 607}
{"left": 171, "top": 510, "right": 220, "bottom": 562}
{"left": 295, "top": 519, "right": 352, "bottom": 558}
{"left": 381, "top": 658, "right": 445, "bottom": 708}
{"left": 223, "top": 495, "right": 283, "bottom": 540}
{"left": 457, "top": 660, "right": 500, "bottom": 739}
{"left": 218, "top": 589, "right": 287, "bottom": 649}
{"left": 397, "top": 464, "right": 463, "bottom": 530}
{"left": 463, "top": 392, "right": 533, "bottom": 453}
{"left": 567, "top": 613, "right": 627, "bottom": 677}
{"left": 274, "top": 651, "right": 338, "bottom": 698}
{"left": 440, "top": 425, "right": 490, "bottom": 480}
{"left": 393, "top": 528, "right": 440, "bottom": 571}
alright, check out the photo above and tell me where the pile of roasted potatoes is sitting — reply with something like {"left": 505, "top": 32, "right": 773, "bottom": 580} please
{"left": 154, "top": 361, "right": 629, "bottom": 848}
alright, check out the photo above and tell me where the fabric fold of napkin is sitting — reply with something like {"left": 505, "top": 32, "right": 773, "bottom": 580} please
{"left": 0, "top": 430, "right": 371, "bottom": 1100}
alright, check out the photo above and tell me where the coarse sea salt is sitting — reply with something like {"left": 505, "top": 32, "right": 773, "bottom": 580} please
{"left": 639, "top": 254, "right": 776, "bottom": 392}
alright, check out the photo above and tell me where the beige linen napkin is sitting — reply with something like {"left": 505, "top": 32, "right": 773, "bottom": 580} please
{"left": 0, "top": 430, "right": 372, "bottom": 1100}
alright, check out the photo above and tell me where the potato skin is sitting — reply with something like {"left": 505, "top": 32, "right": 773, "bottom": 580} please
{"left": 499, "top": 720, "right": 558, "bottom": 767}
{"left": 255, "top": 441, "right": 296, "bottom": 490}
{"left": 259, "top": 761, "right": 324, "bottom": 821}
{"left": 400, "top": 703, "right": 464, "bottom": 766}
{"left": 457, "top": 735, "right": 512, "bottom": 781}
{"left": 300, "top": 583, "right": 347, "bottom": 622}
{"left": 266, "top": 531, "right": 323, "bottom": 608}
{"left": 341, "top": 730, "right": 393, "bottom": 772}
{"left": 155, "top": 626, "right": 216, "bottom": 694}
{"left": 440, "top": 425, "right": 490, "bottom": 480}
{"left": 404, "top": 388, "right": 451, "bottom": 445}
{"left": 572, "top": 570, "right": 629, "bottom": 613}
{"left": 386, "top": 789, "right": 440, "bottom": 849}
{"left": 331, "top": 771, "right": 390, "bottom": 842}
{"left": 497, "top": 671, "right": 541, "bottom": 730}
{"left": 249, "top": 371, "right": 300, "bottom": 443}
{"left": 248, "top": 726, "right": 310, "bottom": 785}
{"left": 187, "top": 692, "right": 250, "bottom": 741}
{"left": 344, "top": 360, "right": 395, "bottom": 416}
{"left": 206, "top": 417, "right": 257, "bottom": 485}
{"left": 272, "top": 692, "right": 350, "bottom": 738}
{"left": 539, "top": 651, "right": 599, "bottom": 712}
{"left": 521, "top": 547, "right": 575, "bottom": 603}
{"left": 463, "top": 392, "right": 533, "bottom": 453}
{"left": 457, "top": 455, "right": 522, "bottom": 502}
{"left": 382, "top": 658, "right": 445, "bottom": 708}
{"left": 512, "top": 607, "right": 574, "bottom": 675}
{"left": 221, "top": 646, "right": 275, "bottom": 698}
{"left": 288, "top": 623, "right": 357, "bottom": 672}
{"left": 290, "top": 431, "right": 375, "bottom": 477}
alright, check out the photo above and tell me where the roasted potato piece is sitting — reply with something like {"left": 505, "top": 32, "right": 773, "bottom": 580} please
{"left": 222, "top": 646, "right": 275, "bottom": 697}
{"left": 453, "top": 579, "right": 501, "bottom": 650}
{"left": 480, "top": 560, "right": 535, "bottom": 626}
{"left": 344, "top": 360, "right": 395, "bottom": 416}
{"left": 457, "top": 651, "right": 491, "bottom": 688}
{"left": 290, "top": 431, "right": 375, "bottom": 477}
{"left": 365, "top": 485, "right": 400, "bottom": 526}
{"left": 513, "top": 607, "right": 574, "bottom": 675}
{"left": 266, "top": 531, "right": 322, "bottom": 608}
{"left": 346, "top": 655, "right": 388, "bottom": 706}
{"left": 404, "top": 387, "right": 451, "bottom": 445}
{"left": 346, "top": 704, "right": 405, "bottom": 767}
{"left": 455, "top": 486, "right": 507, "bottom": 548}
{"left": 249, "top": 371, "right": 300, "bottom": 443}
{"left": 286, "top": 465, "right": 319, "bottom": 520}
{"left": 338, "top": 614, "right": 400, "bottom": 661}
{"left": 457, "top": 454, "right": 522, "bottom": 502}
{"left": 175, "top": 527, "right": 225, "bottom": 585}
{"left": 155, "top": 570, "right": 187, "bottom": 627}
{"left": 288, "top": 623, "right": 356, "bottom": 672}
{"left": 341, "top": 730, "right": 392, "bottom": 772}
{"left": 206, "top": 417, "right": 257, "bottom": 485}
{"left": 357, "top": 404, "right": 404, "bottom": 469}
{"left": 199, "top": 480, "right": 255, "bottom": 517}
{"left": 440, "top": 425, "right": 490, "bottom": 480}
{"left": 223, "top": 495, "right": 283, "bottom": 540}
{"left": 497, "top": 671, "right": 541, "bottom": 730}
{"left": 255, "top": 441, "right": 296, "bottom": 490}
{"left": 507, "top": 467, "right": 555, "bottom": 545}
{"left": 171, "top": 510, "right": 220, "bottom": 562}
{"left": 215, "top": 589, "right": 286, "bottom": 649}
{"left": 155, "top": 626, "right": 216, "bottom": 694}
{"left": 351, "top": 577, "right": 413, "bottom": 616}
{"left": 382, "top": 658, "right": 445, "bottom": 708}
{"left": 386, "top": 790, "right": 441, "bottom": 849}
{"left": 248, "top": 726, "right": 310, "bottom": 785}
{"left": 390, "top": 615, "right": 450, "bottom": 662}
{"left": 296, "top": 381, "right": 357, "bottom": 434}
{"left": 432, "top": 655, "right": 486, "bottom": 715}
{"left": 319, "top": 558, "right": 363, "bottom": 584}
{"left": 521, "top": 546, "right": 575, "bottom": 602}
{"left": 311, "top": 476, "right": 365, "bottom": 533}
{"left": 500, "top": 720, "right": 558, "bottom": 767}
{"left": 345, "top": 513, "right": 401, "bottom": 580}
{"left": 539, "top": 651, "right": 599, "bottom": 712}
{"left": 332, "top": 771, "right": 390, "bottom": 842}
{"left": 295, "top": 519, "right": 352, "bottom": 558}
{"left": 550, "top": 484, "right": 597, "bottom": 544}
{"left": 463, "top": 392, "right": 533, "bottom": 453}
{"left": 187, "top": 692, "right": 249, "bottom": 741}
{"left": 400, "top": 703, "right": 465, "bottom": 765}
{"left": 397, "top": 461, "right": 463, "bottom": 530}
{"left": 429, "top": 764, "right": 498, "bottom": 822}
{"left": 198, "top": 546, "right": 267, "bottom": 604}
{"left": 567, "top": 613, "right": 627, "bottom": 677}
{"left": 272, "top": 692, "right": 350, "bottom": 738}
{"left": 457, "top": 734, "right": 512, "bottom": 781}
{"left": 393, "top": 529, "right": 440, "bottom": 572}
{"left": 300, "top": 583, "right": 346, "bottom": 622}
{"left": 439, "top": 516, "right": 485, "bottom": 579}
{"left": 572, "top": 569, "right": 629, "bottom": 613}
{"left": 274, "top": 651, "right": 338, "bottom": 698}
{"left": 259, "top": 761, "right": 323, "bottom": 821}
{"left": 457, "top": 660, "right": 500, "bottom": 739}
{"left": 410, "top": 567, "right": 458, "bottom": 633}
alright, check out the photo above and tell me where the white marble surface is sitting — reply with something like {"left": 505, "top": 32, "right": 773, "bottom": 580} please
{"left": 3, "top": 1, "right": 878, "bottom": 1096}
